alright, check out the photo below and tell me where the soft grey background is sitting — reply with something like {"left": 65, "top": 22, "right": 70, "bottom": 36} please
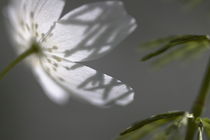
{"left": 0, "top": 0, "right": 210, "bottom": 140}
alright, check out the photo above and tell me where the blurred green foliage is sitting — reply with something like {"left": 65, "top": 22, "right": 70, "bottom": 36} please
{"left": 115, "top": 111, "right": 210, "bottom": 140}
{"left": 115, "top": 111, "right": 190, "bottom": 140}
{"left": 180, "top": 0, "right": 204, "bottom": 7}
{"left": 141, "top": 35, "right": 210, "bottom": 67}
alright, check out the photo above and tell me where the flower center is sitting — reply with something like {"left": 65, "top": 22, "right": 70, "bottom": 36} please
{"left": 31, "top": 41, "right": 41, "bottom": 53}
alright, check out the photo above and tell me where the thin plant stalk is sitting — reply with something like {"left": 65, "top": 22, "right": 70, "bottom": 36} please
{"left": 0, "top": 45, "right": 38, "bottom": 80}
{"left": 185, "top": 58, "right": 210, "bottom": 140}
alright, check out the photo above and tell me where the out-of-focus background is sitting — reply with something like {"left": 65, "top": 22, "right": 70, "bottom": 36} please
{"left": 0, "top": 0, "right": 210, "bottom": 140}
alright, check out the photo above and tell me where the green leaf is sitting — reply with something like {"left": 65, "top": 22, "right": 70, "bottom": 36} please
{"left": 116, "top": 119, "right": 171, "bottom": 140}
{"left": 152, "top": 113, "right": 190, "bottom": 140}
{"left": 141, "top": 36, "right": 178, "bottom": 49}
{"left": 115, "top": 111, "right": 188, "bottom": 140}
{"left": 121, "top": 111, "right": 186, "bottom": 135}
{"left": 153, "top": 41, "right": 209, "bottom": 67}
{"left": 140, "top": 35, "right": 210, "bottom": 66}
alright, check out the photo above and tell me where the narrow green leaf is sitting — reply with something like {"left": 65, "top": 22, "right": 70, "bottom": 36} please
{"left": 120, "top": 111, "right": 186, "bottom": 135}
{"left": 115, "top": 119, "right": 171, "bottom": 140}
{"left": 153, "top": 41, "right": 209, "bottom": 67}
{"left": 141, "top": 35, "right": 210, "bottom": 62}
{"left": 115, "top": 111, "right": 188, "bottom": 140}
{"left": 170, "top": 35, "right": 208, "bottom": 43}
{"left": 153, "top": 113, "right": 190, "bottom": 140}
{"left": 141, "top": 43, "right": 175, "bottom": 61}
{"left": 141, "top": 36, "right": 178, "bottom": 49}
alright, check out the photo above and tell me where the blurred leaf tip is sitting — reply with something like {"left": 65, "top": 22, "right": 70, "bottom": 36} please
{"left": 140, "top": 34, "right": 210, "bottom": 66}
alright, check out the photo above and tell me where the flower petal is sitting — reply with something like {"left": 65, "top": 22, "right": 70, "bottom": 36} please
{"left": 32, "top": 61, "right": 70, "bottom": 104}
{"left": 43, "top": 1, "right": 137, "bottom": 62}
{"left": 5, "top": 1, "right": 30, "bottom": 48}
{"left": 40, "top": 54, "right": 134, "bottom": 106}
{"left": 7, "top": 0, "right": 65, "bottom": 35}
{"left": 26, "top": 0, "right": 65, "bottom": 34}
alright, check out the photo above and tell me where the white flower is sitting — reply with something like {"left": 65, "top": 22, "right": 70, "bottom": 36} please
{"left": 5, "top": 0, "right": 137, "bottom": 106}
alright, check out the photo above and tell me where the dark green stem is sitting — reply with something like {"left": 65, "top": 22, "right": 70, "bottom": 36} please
{"left": 185, "top": 58, "right": 210, "bottom": 140}
{"left": 0, "top": 45, "right": 38, "bottom": 80}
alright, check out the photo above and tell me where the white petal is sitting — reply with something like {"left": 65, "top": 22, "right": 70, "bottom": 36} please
{"left": 32, "top": 61, "right": 70, "bottom": 104}
{"left": 25, "top": 0, "right": 65, "bottom": 34}
{"left": 7, "top": 0, "right": 65, "bottom": 35}
{"left": 5, "top": 1, "right": 29, "bottom": 48}
{"left": 35, "top": 0, "right": 65, "bottom": 34}
{"left": 43, "top": 1, "right": 137, "bottom": 62}
{"left": 40, "top": 54, "right": 134, "bottom": 106}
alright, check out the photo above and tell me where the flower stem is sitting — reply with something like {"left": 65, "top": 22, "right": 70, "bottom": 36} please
{"left": 185, "top": 58, "right": 210, "bottom": 140}
{"left": 0, "top": 45, "right": 38, "bottom": 80}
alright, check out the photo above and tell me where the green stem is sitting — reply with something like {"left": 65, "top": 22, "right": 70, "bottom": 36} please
{"left": 0, "top": 45, "right": 38, "bottom": 80}
{"left": 185, "top": 58, "right": 210, "bottom": 140}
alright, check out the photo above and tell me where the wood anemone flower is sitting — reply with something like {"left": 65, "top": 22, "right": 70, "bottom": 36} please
{"left": 5, "top": 0, "right": 137, "bottom": 106}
